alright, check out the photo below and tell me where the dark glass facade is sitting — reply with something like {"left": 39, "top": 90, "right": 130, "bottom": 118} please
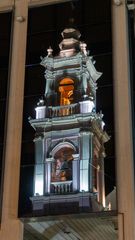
{"left": 19, "top": 0, "right": 115, "bottom": 217}
{"left": 0, "top": 12, "right": 12, "bottom": 217}
{"left": 128, "top": 9, "right": 135, "bottom": 177}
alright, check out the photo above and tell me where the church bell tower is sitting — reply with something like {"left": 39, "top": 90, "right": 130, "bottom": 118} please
{"left": 29, "top": 28, "right": 110, "bottom": 215}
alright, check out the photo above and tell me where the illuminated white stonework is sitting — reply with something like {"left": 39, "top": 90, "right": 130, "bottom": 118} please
{"left": 29, "top": 28, "right": 110, "bottom": 215}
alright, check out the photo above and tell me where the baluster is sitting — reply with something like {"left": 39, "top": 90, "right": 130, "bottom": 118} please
{"left": 73, "top": 105, "right": 75, "bottom": 114}
{"left": 62, "top": 108, "right": 64, "bottom": 116}
{"left": 66, "top": 106, "right": 68, "bottom": 116}
{"left": 75, "top": 104, "right": 76, "bottom": 114}
{"left": 61, "top": 184, "right": 64, "bottom": 193}
{"left": 59, "top": 108, "right": 62, "bottom": 117}
{"left": 52, "top": 184, "right": 55, "bottom": 193}
{"left": 59, "top": 108, "right": 61, "bottom": 116}
{"left": 69, "top": 183, "right": 72, "bottom": 192}
{"left": 65, "top": 183, "right": 68, "bottom": 193}
{"left": 71, "top": 106, "right": 72, "bottom": 115}
{"left": 68, "top": 183, "right": 71, "bottom": 192}
{"left": 54, "top": 185, "right": 56, "bottom": 194}
{"left": 58, "top": 185, "right": 61, "bottom": 193}
{"left": 63, "top": 184, "right": 65, "bottom": 193}
{"left": 49, "top": 107, "right": 51, "bottom": 117}
{"left": 68, "top": 106, "right": 70, "bottom": 115}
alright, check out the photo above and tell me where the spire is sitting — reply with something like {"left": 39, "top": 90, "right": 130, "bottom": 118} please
{"left": 59, "top": 28, "right": 81, "bottom": 57}
{"left": 61, "top": 28, "right": 81, "bottom": 40}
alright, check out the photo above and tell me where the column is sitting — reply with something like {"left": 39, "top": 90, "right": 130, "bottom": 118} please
{"left": 112, "top": 1, "right": 135, "bottom": 239}
{"left": 0, "top": 0, "right": 28, "bottom": 239}
{"left": 98, "top": 158, "right": 105, "bottom": 207}
{"left": 72, "top": 154, "right": 79, "bottom": 191}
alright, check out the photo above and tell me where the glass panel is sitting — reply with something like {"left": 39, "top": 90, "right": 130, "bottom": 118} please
{"left": 19, "top": 0, "right": 116, "bottom": 221}
{"left": 128, "top": 8, "right": 135, "bottom": 174}
{"left": 0, "top": 11, "right": 12, "bottom": 219}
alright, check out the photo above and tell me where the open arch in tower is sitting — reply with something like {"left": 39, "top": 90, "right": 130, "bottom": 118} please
{"left": 51, "top": 143, "right": 76, "bottom": 184}
{"left": 58, "top": 78, "right": 74, "bottom": 106}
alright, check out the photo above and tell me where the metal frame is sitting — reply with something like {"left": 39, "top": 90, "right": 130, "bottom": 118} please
{"left": 0, "top": 0, "right": 14, "bottom": 12}
{"left": 112, "top": 1, "right": 135, "bottom": 239}
{"left": 0, "top": 0, "right": 71, "bottom": 12}
{"left": 0, "top": 0, "right": 135, "bottom": 239}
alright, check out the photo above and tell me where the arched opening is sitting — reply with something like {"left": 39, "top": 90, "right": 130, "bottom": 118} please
{"left": 51, "top": 146, "right": 75, "bottom": 183}
{"left": 59, "top": 78, "right": 74, "bottom": 106}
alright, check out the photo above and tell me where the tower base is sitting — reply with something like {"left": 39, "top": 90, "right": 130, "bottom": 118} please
{"left": 30, "top": 192, "right": 104, "bottom": 217}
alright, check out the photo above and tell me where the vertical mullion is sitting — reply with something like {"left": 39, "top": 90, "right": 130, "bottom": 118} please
{"left": 112, "top": 1, "right": 135, "bottom": 240}
{"left": 1, "top": 0, "right": 28, "bottom": 224}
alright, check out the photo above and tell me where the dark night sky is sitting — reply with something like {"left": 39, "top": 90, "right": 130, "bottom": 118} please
{"left": 0, "top": 11, "right": 12, "bottom": 217}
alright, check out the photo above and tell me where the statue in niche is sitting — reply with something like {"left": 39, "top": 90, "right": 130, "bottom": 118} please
{"left": 51, "top": 158, "right": 72, "bottom": 182}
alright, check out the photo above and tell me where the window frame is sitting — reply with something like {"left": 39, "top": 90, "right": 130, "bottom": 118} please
{"left": 0, "top": 0, "right": 135, "bottom": 239}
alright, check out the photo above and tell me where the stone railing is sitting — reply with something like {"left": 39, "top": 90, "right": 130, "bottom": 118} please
{"left": 51, "top": 180, "right": 72, "bottom": 194}
{"left": 35, "top": 100, "right": 94, "bottom": 119}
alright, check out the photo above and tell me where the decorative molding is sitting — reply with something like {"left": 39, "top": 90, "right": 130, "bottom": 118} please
{"left": 46, "top": 157, "right": 54, "bottom": 162}
{"left": 51, "top": 141, "right": 77, "bottom": 156}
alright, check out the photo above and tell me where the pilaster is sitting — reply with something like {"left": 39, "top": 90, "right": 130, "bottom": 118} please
{"left": 34, "top": 137, "right": 44, "bottom": 196}
{"left": 79, "top": 130, "right": 93, "bottom": 192}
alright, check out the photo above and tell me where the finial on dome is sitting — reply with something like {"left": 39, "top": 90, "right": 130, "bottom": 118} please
{"left": 61, "top": 28, "right": 81, "bottom": 40}
{"left": 59, "top": 28, "right": 81, "bottom": 56}
{"left": 80, "top": 42, "right": 87, "bottom": 56}
{"left": 47, "top": 46, "right": 53, "bottom": 57}
{"left": 37, "top": 97, "right": 45, "bottom": 106}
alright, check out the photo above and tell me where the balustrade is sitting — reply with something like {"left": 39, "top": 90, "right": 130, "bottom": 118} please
{"left": 51, "top": 180, "right": 72, "bottom": 194}
{"left": 35, "top": 101, "right": 93, "bottom": 119}
{"left": 50, "top": 103, "right": 78, "bottom": 117}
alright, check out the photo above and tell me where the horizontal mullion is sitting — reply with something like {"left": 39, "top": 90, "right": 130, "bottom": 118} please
{"left": 28, "top": 0, "right": 70, "bottom": 8}
{"left": 0, "top": 0, "right": 14, "bottom": 12}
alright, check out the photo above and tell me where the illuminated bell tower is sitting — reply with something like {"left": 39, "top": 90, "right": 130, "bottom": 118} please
{"left": 29, "top": 28, "right": 110, "bottom": 215}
